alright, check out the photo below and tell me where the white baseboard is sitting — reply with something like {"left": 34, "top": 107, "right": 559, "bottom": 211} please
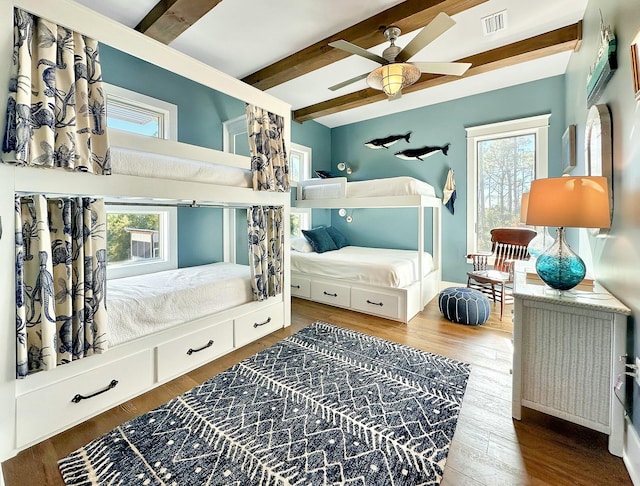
{"left": 624, "top": 420, "right": 640, "bottom": 485}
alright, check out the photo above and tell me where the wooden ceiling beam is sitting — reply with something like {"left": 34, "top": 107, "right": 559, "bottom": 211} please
{"left": 136, "top": 0, "right": 224, "bottom": 44}
{"left": 293, "top": 21, "right": 583, "bottom": 123}
{"left": 242, "top": 0, "right": 489, "bottom": 90}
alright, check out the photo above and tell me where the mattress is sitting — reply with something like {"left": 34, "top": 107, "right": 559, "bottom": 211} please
{"left": 302, "top": 176, "right": 435, "bottom": 200}
{"left": 290, "top": 246, "right": 434, "bottom": 288}
{"left": 111, "top": 147, "right": 252, "bottom": 187}
{"left": 107, "top": 262, "right": 252, "bottom": 346}
{"left": 302, "top": 182, "right": 343, "bottom": 199}
{"left": 347, "top": 176, "right": 436, "bottom": 198}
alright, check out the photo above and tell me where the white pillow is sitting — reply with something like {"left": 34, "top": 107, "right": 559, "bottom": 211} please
{"left": 291, "top": 237, "right": 314, "bottom": 253}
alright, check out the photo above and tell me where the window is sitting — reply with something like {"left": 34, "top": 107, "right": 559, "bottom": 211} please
{"left": 104, "top": 83, "right": 177, "bottom": 141}
{"left": 223, "top": 115, "right": 311, "bottom": 184}
{"left": 222, "top": 115, "right": 312, "bottom": 241}
{"left": 222, "top": 115, "right": 250, "bottom": 156}
{"left": 289, "top": 143, "right": 311, "bottom": 184}
{"left": 289, "top": 144, "right": 312, "bottom": 235}
{"left": 290, "top": 208, "right": 311, "bottom": 237}
{"left": 466, "top": 114, "right": 549, "bottom": 253}
{"left": 106, "top": 204, "right": 177, "bottom": 279}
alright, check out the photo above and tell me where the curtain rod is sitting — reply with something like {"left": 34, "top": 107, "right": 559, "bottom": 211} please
{"left": 15, "top": 193, "right": 275, "bottom": 210}
{"left": 104, "top": 201, "right": 254, "bottom": 209}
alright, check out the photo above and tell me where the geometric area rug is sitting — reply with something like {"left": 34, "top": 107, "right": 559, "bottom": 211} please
{"left": 59, "top": 321, "right": 471, "bottom": 485}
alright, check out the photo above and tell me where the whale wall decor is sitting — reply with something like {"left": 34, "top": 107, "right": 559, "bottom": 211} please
{"left": 364, "top": 132, "right": 411, "bottom": 149}
{"left": 394, "top": 143, "right": 450, "bottom": 161}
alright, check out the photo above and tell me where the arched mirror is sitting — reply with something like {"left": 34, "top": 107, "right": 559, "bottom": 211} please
{"left": 585, "top": 104, "right": 613, "bottom": 233}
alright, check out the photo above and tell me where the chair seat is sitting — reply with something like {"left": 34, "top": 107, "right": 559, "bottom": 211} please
{"left": 467, "top": 270, "right": 510, "bottom": 284}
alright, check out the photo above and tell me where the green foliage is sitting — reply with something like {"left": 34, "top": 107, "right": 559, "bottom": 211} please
{"left": 477, "top": 134, "right": 535, "bottom": 251}
{"left": 290, "top": 214, "right": 301, "bottom": 237}
{"left": 107, "top": 213, "right": 159, "bottom": 263}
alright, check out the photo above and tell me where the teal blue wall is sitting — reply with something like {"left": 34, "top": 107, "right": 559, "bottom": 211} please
{"left": 177, "top": 207, "right": 223, "bottom": 267}
{"left": 100, "top": 44, "right": 245, "bottom": 150}
{"left": 100, "top": 45, "right": 247, "bottom": 268}
{"left": 330, "top": 76, "right": 566, "bottom": 283}
{"left": 101, "top": 45, "right": 333, "bottom": 268}
{"left": 564, "top": 0, "right": 640, "bottom": 437}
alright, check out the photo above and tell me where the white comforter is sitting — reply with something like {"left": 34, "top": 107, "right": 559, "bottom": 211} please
{"left": 108, "top": 263, "right": 252, "bottom": 346}
{"left": 302, "top": 176, "right": 435, "bottom": 200}
{"left": 290, "top": 246, "right": 434, "bottom": 288}
{"left": 111, "top": 147, "right": 252, "bottom": 187}
{"left": 347, "top": 177, "right": 436, "bottom": 198}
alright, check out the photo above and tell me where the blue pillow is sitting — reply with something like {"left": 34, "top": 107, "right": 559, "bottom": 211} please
{"left": 326, "top": 226, "right": 349, "bottom": 249}
{"left": 302, "top": 228, "right": 337, "bottom": 253}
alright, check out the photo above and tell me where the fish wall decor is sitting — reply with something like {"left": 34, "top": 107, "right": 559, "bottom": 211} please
{"left": 364, "top": 132, "right": 411, "bottom": 149}
{"left": 394, "top": 143, "right": 450, "bottom": 161}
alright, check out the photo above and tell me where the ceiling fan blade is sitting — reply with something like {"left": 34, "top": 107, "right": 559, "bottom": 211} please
{"left": 412, "top": 61, "right": 471, "bottom": 76}
{"left": 395, "top": 12, "right": 456, "bottom": 63}
{"left": 329, "top": 40, "right": 388, "bottom": 65}
{"left": 328, "top": 72, "right": 370, "bottom": 91}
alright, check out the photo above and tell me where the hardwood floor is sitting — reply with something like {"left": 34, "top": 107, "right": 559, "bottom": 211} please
{"left": 2, "top": 297, "right": 632, "bottom": 485}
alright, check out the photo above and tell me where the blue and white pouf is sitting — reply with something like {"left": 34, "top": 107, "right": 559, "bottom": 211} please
{"left": 438, "top": 287, "right": 491, "bottom": 325}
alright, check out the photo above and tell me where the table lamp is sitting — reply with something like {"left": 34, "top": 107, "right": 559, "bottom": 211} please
{"left": 525, "top": 176, "right": 610, "bottom": 290}
{"left": 520, "top": 191, "right": 555, "bottom": 257}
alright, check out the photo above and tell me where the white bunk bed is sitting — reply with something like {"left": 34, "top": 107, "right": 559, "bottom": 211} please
{"left": 294, "top": 177, "right": 442, "bottom": 323}
{"left": 0, "top": 0, "right": 291, "bottom": 464}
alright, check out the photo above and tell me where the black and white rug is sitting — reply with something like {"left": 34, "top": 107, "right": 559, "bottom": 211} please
{"left": 59, "top": 322, "right": 470, "bottom": 485}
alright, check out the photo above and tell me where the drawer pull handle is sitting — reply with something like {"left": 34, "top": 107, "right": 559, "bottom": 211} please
{"left": 254, "top": 317, "right": 272, "bottom": 328}
{"left": 187, "top": 339, "right": 214, "bottom": 355}
{"left": 366, "top": 299, "right": 384, "bottom": 307}
{"left": 323, "top": 291, "right": 338, "bottom": 297}
{"left": 71, "top": 379, "right": 118, "bottom": 403}
{"left": 291, "top": 284, "right": 301, "bottom": 289}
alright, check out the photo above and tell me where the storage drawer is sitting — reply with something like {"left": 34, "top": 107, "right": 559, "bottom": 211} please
{"left": 16, "top": 349, "right": 153, "bottom": 447}
{"left": 311, "top": 281, "right": 351, "bottom": 307}
{"left": 351, "top": 287, "right": 401, "bottom": 320}
{"left": 234, "top": 303, "right": 284, "bottom": 348}
{"left": 291, "top": 276, "right": 311, "bottom": 298}
{"left": 156, "top": 319, "right": 234, "bottom": 382}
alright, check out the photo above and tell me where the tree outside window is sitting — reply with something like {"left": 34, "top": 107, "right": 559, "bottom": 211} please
{"left": 476, "top": 134, "right": 535, "bottom": 251}
{"left": 107, "top": 213, "right": 161, "bottom": 264}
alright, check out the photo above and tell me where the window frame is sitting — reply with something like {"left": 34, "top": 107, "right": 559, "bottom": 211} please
{"left": 222, "top": 114, "right": 248, "bottom": 155}
{"left": 466, "top": 114, "right": 550, "bottom": 254}
{"left": 289, "top": 143, "right": 312, "bottom": 186}
{"left": 106, "top": 204, "right": 178, "bottom": 279}
{"left": 290, "top": 208, "right": 312, "bottom": 237}
{"left": 103, "top": 83, "right": 178, "bottom": 141}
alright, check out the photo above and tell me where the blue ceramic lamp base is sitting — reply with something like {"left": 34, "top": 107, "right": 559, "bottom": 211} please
{"left": 534, "top": 227, "right": 586, "bottom": 291}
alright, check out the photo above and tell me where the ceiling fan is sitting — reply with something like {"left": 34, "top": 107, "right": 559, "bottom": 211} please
{"left": 328, "top": 12, "right": 471, "bottom": 99}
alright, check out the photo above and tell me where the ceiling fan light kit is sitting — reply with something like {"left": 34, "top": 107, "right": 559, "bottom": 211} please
{"left": 329, "top": 12, "right": 470, "bottom": 99}
{"left": 367, "top": 63, "right": 421, "bottom": 97}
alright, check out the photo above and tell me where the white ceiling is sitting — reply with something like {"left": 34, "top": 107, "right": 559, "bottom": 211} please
{"left": 73, "top": 0, "right": 588, "bottom": 128}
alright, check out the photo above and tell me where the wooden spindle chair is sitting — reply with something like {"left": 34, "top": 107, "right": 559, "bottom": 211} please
{"left": 466, "top": 228, "right": 537, "bottom": 320}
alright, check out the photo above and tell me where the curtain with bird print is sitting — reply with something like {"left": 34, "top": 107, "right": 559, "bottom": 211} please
{"left": 247, "top": 206, "right": 284, "bottom": 301}
{"left": 246, "top": 104, "right": 289, "bottom": 192}
{"left": 2, "top": 8, "right": 110, "bottom": 174}
{"left": 15, "top": 195, "right": 108, "bottom": 378}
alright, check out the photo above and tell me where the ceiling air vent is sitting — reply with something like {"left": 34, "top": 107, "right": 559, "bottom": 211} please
{"left": 481, "top": 10, "right": 507, "bottom": 36}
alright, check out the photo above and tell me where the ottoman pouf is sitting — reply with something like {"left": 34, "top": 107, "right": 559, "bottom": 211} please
{"left": 438, "top": 287, "right": 490, "bottom": 325}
